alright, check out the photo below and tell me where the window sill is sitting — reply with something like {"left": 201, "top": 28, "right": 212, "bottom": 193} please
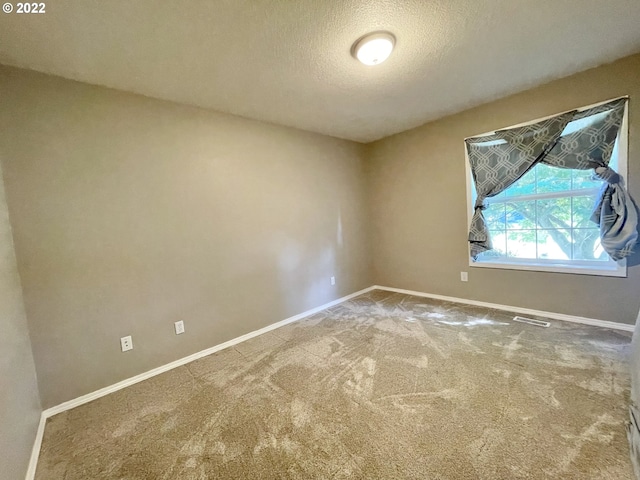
{"left": 469, "top": 260, "right": 627, "bottom": 278}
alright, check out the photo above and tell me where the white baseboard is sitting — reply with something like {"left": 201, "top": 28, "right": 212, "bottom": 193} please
{"left": 373, "top": 285, "right": 635, "bottom": 332}
{"left": 25, "top": 285, "right": 375, "bottom": 479}
{"left": 41, "top": 285, "right": 376, "bottom": 419}
{"left": 26, "top": 282, "right": 633, "bottom": 479}
{"left": 25, "top": 411, "right": 46, "bottom": 480}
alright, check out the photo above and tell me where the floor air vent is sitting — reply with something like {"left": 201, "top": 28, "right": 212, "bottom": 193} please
{"left": 513, "top": 316, "right": 550, "bottom": 328}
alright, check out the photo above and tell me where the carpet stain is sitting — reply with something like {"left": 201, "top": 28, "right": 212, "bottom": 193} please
{"left": 34, "top": 290, "right": 634, "bottom": 479}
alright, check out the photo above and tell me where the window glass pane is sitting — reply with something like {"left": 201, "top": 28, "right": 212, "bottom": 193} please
{"left": 536, "top": 198, "right": 571, "bottom": 230}
{"left": 536, "top": 164, "right": 571, "bottom": 193}
{"left": 505, "top": 201, "right": 536, "bottom": 230}
{"left": 572, "top": 169, "right": 601, "bottom": 190}
{"left": 537, "top": 230, "right": 571, "bottom": 260}
{"left": 506, "top": 230, "right": 536, "bottom": 259}
{"left": 572, "top": 195, "right": 598, "bottom": 228}
{"left": 483, "top": 203, "right": 506, "bottom": 230}
{"left": 572, "top": 229, "right": 608, "bottom": 261}
{"left": 560, "top": 111, "right": 609, "bottom": 135}
{"left": 610, "top": 141, "right": 619, "bottom": 170}
{"left": 478, "top": 231, "right": 507, "bottom": 260}
{"left": 505, "top": 170, "right": 535, "bottom": 197}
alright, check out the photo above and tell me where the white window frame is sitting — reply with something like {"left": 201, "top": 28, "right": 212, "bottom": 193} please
{"left": 464, "top": 97, "right": 629, "bottom": 278}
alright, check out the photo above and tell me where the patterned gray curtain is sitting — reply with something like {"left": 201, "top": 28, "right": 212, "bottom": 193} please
{"left": 466, "top": 98, "right": 637, "bottom": 261}
{"left": 466, "top": 113, "right": 574, "bottom": 257}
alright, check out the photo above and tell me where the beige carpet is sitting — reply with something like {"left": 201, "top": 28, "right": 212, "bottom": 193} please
{"left": 35, "top": 290, "right": 634, "bottom": 479}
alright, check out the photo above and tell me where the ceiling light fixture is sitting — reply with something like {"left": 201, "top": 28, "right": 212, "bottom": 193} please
{"left": 352, "top": 31, "right": 395, "bottom": 66}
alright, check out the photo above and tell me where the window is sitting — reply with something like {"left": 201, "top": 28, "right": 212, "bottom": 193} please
{"left": 466, "top": 100, "right": 628, "bottom": 277}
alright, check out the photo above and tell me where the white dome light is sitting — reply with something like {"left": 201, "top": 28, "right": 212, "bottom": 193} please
{"left": 352, "top": 32, "right": 395, "bottom": 66}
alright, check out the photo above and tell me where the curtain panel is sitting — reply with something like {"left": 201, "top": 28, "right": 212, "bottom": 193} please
{"left": 466, "top": 98, "right": 637, "bottom": 261}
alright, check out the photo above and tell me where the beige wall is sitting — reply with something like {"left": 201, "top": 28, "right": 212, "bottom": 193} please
{"left": 3, "top": 53, "right": 640, "bottom": 413}
{"left": 367, "top": 53, "right": 640, "bottom": 325}
{"left": 0, "top": 161, "right": 41, "bottom": 479}
{"left": 0, "top": 66, "right": 372, "bottom": 409}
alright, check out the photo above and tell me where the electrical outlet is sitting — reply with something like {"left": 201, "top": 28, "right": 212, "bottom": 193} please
{"left": 120, "top": 335, "right": 133, "bottom": 352}
{"left": 461, "top": 271, "right": 468, "bottom": 282}
{"left": 330, "top": 276, "right": 336, "bottom": 286}
{"left": 174, "top": 320, "right": 185, "bottom": 335}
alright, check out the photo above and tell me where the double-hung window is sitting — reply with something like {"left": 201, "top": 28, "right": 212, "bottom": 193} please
{"left": 465, "top": 99, "right": 629, "bottom": 277}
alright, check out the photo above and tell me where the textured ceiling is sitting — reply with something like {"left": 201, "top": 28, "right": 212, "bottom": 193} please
{"left": 1, "top": 1, "right": 640, "bottom": 143}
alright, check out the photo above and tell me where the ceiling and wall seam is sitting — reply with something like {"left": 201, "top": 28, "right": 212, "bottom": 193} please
{"left": 2, "top": 0, "right": 640, "bottom": 143}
